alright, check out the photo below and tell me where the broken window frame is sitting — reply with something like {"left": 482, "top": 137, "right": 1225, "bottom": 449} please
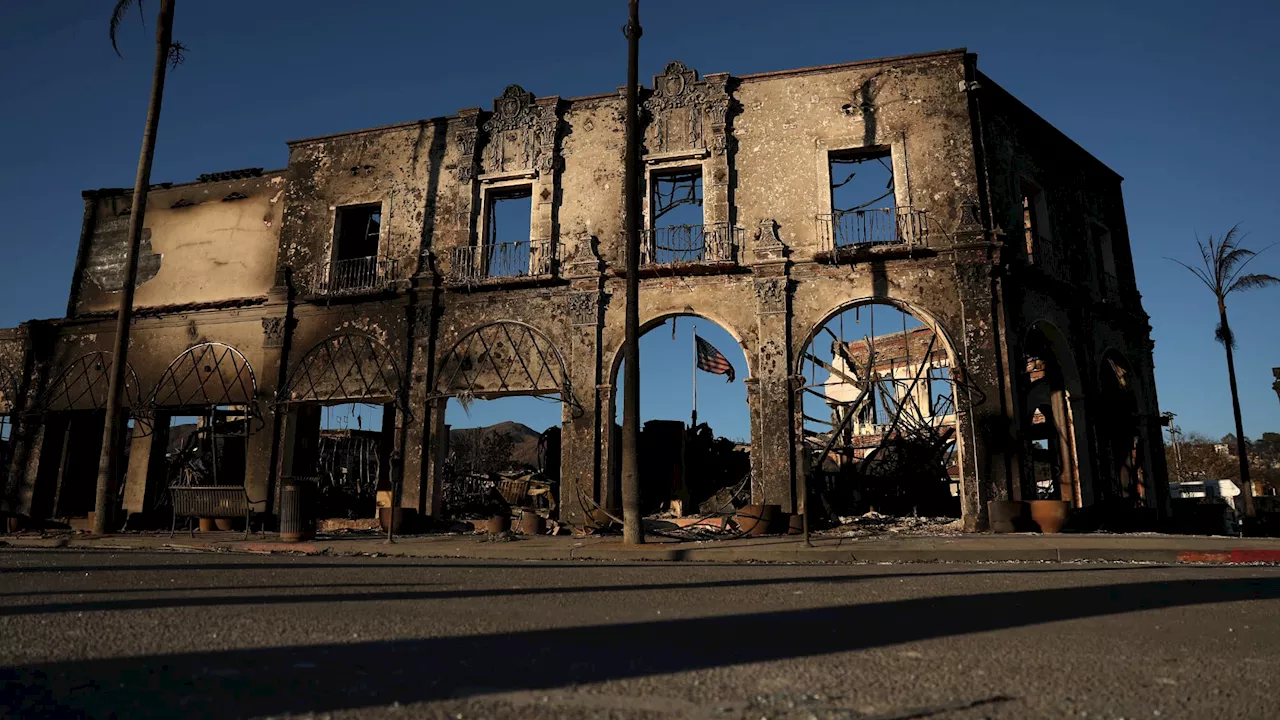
{"left": 645, "top": 166, "right": 712, "bottom": 264}
{"left": 333, "top": 203, "right": 383, "bottom": 262}
{"left": 822, "top": 147, "right": 914, "bottom": 250}
{"left": 1019, "top": 179, "right": 1051, "bottom": 266}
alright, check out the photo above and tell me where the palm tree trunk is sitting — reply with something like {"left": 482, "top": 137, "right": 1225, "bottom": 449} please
{"left": 91, "top": 0, "right": 176, "bottom": 535}
{"left": 1219, "top": 303, "right": 1255, "bottom": 519}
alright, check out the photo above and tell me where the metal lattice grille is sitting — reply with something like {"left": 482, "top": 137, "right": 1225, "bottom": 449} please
{"left": 0, "top": 362, "right": 17, "bottom": 414}
{"left": 33, "top": 351, "right": 140, "bottom": 412}
{"left": 435, "top": 321, "right": 566, "bottom": 397}
{"left": 150, "top": 343, "right": 258, "bottom": 409}
{"left": 283, "top": 334, "right": 402, "bottom": 405}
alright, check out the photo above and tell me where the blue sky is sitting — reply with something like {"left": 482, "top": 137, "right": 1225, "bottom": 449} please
{"left": 2, "top": 0, "right": 1278, "bottom": 443}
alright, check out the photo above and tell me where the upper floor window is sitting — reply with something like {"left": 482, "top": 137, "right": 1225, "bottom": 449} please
{"left": 818, "top": 148, "right": 924, "bottom": 253}
{"left": 482, "top": 185, "right": 537, "bottom": 278}
{"left": 334, "top": 204, "right": 382, "bottom": 261}
{"left": 645, "top": 168, "right": 711, "bottom": 264}
{"left": 1019, "top": 179, "right": 1050, "bottom": 264}
{"left": 1089, "top": 221, "right": 1119, "bottom": 300}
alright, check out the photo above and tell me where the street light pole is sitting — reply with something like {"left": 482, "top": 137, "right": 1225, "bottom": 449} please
{"left": 620, "top": 0, "right": 644, "bottom": 545}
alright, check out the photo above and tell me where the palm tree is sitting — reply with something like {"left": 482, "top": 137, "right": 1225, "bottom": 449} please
{"left": 1169, "top": 225, "right": 1278, "bottom": 519}
{"left": 91, "top": 0, "right": 181, "bottom": 534}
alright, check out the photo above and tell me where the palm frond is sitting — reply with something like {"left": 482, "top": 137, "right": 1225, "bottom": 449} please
{"left": 1224, "top": 241, "right": 1278, "bottom": 292}
{"left": 1227, "top": 273, "right": 1280, "bottom": 295}
{"left": 109, "top": 0, "right": 144, "bottom": 57}
{"left": 1166, "top": 257, "right": 1217, "bottom": 294}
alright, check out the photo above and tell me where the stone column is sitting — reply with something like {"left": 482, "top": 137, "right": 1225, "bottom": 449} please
{"left": 422, "top": 396, "right": 448, "bottom": 518}
{"left": 750, "top": 220, "right": 796, "bottom": 511}
{"left": 559, "top": 235, "right": 607, "bottom": 527}
{"left": 121, "top": 409, "right": 170, "bottom": 518}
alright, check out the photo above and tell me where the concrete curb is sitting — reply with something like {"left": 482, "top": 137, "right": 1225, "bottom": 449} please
{"left": 6, "top": 533, "right": 1280, "bottom": 565}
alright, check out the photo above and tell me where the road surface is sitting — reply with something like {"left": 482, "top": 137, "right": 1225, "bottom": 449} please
{"left": 1, "top": 550, "right": 1278, "bottom": 718}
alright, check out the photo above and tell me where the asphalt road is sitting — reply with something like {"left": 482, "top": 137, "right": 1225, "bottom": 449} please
{"left": 1, "top": 551, "right": 1278, "bottom": 719}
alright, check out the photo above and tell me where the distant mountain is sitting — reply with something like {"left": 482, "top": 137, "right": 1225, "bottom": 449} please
{"left": 449, "top": 421, "right": 545, "bottom": 468}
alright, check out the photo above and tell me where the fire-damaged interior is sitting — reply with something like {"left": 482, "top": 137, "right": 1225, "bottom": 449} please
{"left": 0, "top": 51, "right": 1169, "bottom": 535}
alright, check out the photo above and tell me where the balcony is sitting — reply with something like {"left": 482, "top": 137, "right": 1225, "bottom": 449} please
{"left": 312, "top": 255, "right": 398, "bottom": 296}
{"left": 640, "top": 222, "right": 742, "bottom": 267}
{"left": 816, "top": 207, "right": 929, "bottom": 257}
{"left": 447, "top": 240, "right": 556, "bottom": 286}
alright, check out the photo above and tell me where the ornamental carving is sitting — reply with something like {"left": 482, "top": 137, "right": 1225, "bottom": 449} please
{"left": 753, "top": 218, "right": 787, "bottom": 264}
{"left": 481, "top": 85, "right": 560, "bottom": 175}
{"left": 568, "top": 292, "right": 600, "bottom": 327}
{"left": 754, "top": 277, "right": 788, "bottom": 315}
{"left": 454, "top": 111, "right": 481, "bottom": 183}
{"left": 565, "top": 233, "right": 604, "bottom": 278}
{"left": 261, "top": 316, "right": 287, "bottom": 348}
{"left": 643, "top": 62, "right": 731, "bottom": 154}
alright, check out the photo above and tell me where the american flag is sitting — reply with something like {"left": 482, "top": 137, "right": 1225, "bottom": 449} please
{"left": 695, "top": 335, "right": 735, "bottom": 382}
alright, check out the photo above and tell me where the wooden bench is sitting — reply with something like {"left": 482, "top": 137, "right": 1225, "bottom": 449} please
{"left": 169, "top": 485, "right": 254, "bottom": 539}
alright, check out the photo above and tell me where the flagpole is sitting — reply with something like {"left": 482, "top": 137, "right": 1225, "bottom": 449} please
{"left": 691, "top": 324, "right": 698, "bottom": 428}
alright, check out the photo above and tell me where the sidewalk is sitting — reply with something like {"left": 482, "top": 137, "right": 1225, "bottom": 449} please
{"left": 6, "top": 529, "right": 1280, "bottom": 565}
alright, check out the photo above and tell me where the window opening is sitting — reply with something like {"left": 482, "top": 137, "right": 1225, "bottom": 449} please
{"left": 827, "top": 150, "right": 899, "bottom": 248}
{"left": 334, "top": 204, "right": 382, "bottom": 261}
{"left": 484, "top": 187, "right": 534, "bottom": 277}
{"left": 648, "top": 169, "right": 706, "bottom": 264}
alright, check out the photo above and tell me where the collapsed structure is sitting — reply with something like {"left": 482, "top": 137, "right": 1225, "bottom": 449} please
{"left": 0, "top": 49, "right": 1168, "bottom": 531}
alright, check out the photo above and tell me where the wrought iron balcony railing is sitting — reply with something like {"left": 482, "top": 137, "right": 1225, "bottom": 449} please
{"left": 816, "top": 207, "right": 929, "bottom": 253}
{"left": 640, "top": 222, "right": 742, "bottom": 266}
{"left": 447, "top": 240, "right": 556, "bottom": 285}
{"left": 312, "top": 255, "right": 398, "bottom": 295}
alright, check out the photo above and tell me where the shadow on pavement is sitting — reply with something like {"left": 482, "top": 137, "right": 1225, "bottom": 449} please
{"left": 2, "top": 576, "right": 1276, "bottom": 718}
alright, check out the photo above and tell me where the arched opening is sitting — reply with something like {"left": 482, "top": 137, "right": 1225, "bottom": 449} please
{"left": 796, "top": 301, "right": 960, "bottom": 522}
{"left": 1099, "top": 350, "right": 1145, "bottom": 506}
{"left": 608, "top": 315, "right": 751, "bottom": 521}
{"left": 148, "top": 343, "right": 261, "bottom": 523}
{"left": 431, "top": 322, "right": 568, "bottom": 525}
{"left": 280, "top": 333, "right": 404, "bottom": 523}
{"left": 26, "top": 351, "right": 140, "bottom": 523}
{"left": 1020, "top": 324, "right": 1082, "bottom": 505}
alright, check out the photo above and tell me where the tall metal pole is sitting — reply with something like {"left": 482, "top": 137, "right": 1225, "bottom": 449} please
{"left": 691, "top": 324, "right": 698, "bottom": 428}
{"left": 93, "top": 0, "right": 177, "bottom": 535}
{"left": 620, "top": 0, "right": 644, "bottom": 545}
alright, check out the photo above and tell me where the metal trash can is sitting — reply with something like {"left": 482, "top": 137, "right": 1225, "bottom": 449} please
{"left": 279, "top": 478, "right": 316, "bottom": 543}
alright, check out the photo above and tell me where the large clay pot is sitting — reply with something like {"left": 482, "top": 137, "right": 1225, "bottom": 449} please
{"left": 517, "top": 510, "right": 546, "bottom": 535}
{"left": 378, "top": 507, "right": 407, "bottom": 533}
{"left": 734, "top": 504, "right": 782, "bottom": 536}
{"left": 214, "top": 518, "right": 237, "bottom": 531}
{"left": 1029, "top": 500, "right": 1071, "bottom": 534}
{"left": 987, "top": 500, "right": 1029, "bottom": 534}
{"left": 485, "top": 514, "right": 511, "bottom": 534}
{"left": 199, "top": 518, "right": 218, "bottom": 533}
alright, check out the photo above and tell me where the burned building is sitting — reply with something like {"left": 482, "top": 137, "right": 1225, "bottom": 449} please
{"left": 0, "top": 49, "right": 1167, "bottom": 531}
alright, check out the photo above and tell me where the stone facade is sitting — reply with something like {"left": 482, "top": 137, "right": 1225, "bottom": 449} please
{"left": 0, "top": 49, "right": 1168, "bottom": 531}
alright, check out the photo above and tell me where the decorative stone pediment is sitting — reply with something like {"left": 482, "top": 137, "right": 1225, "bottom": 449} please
{"left": 643, "top": 62, "right": 731, "bottom": 155}
{"left": 564, "top": 233, "right": 604, "bottom": 278}
{"left": 480, "top": 85, "right": 560, "bottom": 176}
{"left": 752, "top": 218, "right": 787, "bottom": 265}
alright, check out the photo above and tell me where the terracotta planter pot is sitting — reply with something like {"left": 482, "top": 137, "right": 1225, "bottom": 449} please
{"left": 1029, "top": 500, "right": 1071, "bottom": 534}
{"left": 378, "top": 507, "right": 407, "bottom": 533}
{"left": 517, "top": 510, "right": 546, "bottom": 535}
{"left": 485, "top": 515, "right": 511, "bottom": 534}
{"left": 214, "top": 518, "right": 237, "bottom": 531}
{"left": 987, "top": 500, "right": 1029, "bottom": 534}
{"left": 199, "top": 517, "right": 217, "bottom": 533}
{"left": 734, "top": 504, "right": 782, "bottom": 536}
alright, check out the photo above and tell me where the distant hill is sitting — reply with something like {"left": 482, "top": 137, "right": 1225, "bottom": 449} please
{"left": 449, "top": 421, "right": 545, "bottom": 468}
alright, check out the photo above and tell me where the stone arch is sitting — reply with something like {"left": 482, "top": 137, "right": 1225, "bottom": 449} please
{"left": 1021, "top": 321, "right": 1086, "bottom": 505}
{"left": 606, "top": 311, "right": 756, "bottom": 388}
{"left": 282, "top": 333, "right": 403, "bottom": 406}
{"left": 1098, "top": 348, "right": 1147, "bottom": 504}
{"left": 149, "top": 342, "right": 258, "bottom": 410}
{"left": 433, "top": 320, "right": 569, "bottom": 400}
{"left": 794, "top": 297, "right": 962, "bottom": 377}
{"left": 31, "top": 351, "right": 141, "bottom": 412}
{"left": 794, "top": 297, "right": 967, "bottom": 519}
